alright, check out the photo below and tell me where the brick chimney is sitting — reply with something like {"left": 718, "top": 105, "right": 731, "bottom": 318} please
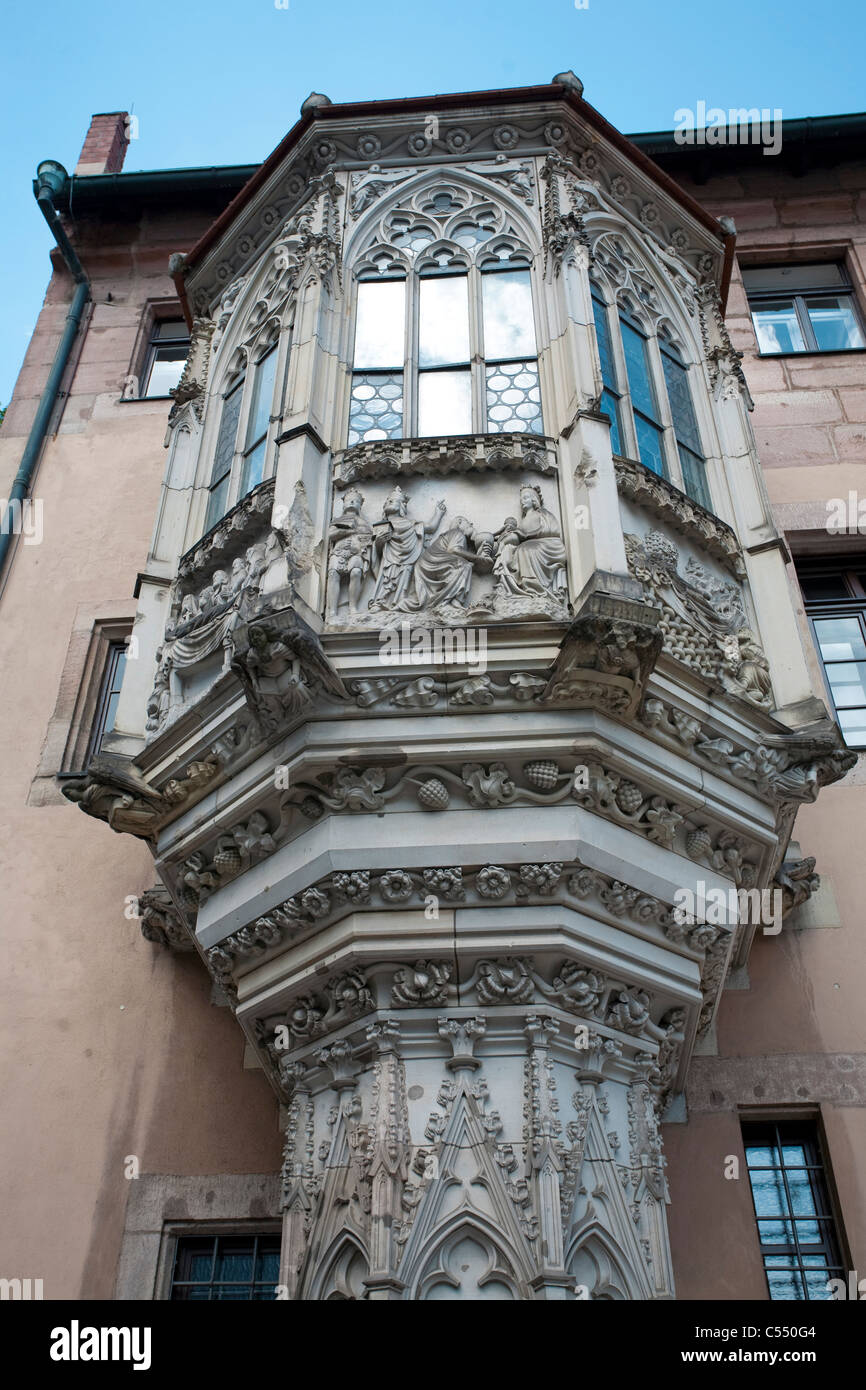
{"left": 75, "top": 112, "right": 131, "bottom": 176}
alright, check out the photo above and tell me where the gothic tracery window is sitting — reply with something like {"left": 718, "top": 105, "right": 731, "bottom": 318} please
{"left": 204, "top": 326, "right": 283, "bottom": 533}
{"left": 590, "top": 235, "right": 712, "bottom": 512}
{"left": 348, "top": 183, "right": 543, "bottom": 445}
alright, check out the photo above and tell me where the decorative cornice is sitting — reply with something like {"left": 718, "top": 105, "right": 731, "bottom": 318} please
{"left": 332, "top": 432, "right": 556, "bottom": 488}
{"left": 614, "top": 456, "right": 745, "bottom": 579}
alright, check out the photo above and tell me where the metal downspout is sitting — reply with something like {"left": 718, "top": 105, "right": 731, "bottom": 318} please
{"left": 0, "top": 160, "right": 91, "bottom": 595}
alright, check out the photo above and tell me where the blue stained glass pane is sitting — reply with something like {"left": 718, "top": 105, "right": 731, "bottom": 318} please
{"left": 601, "top": 388, "right": 623, "bottom": 455}
{"left": 211, "top": 382, "right": 243, "bottom": 487}
{"left": 620, "top": 319, "right": 660, "bottom": 423}
{"left": 679, "top": 446, "right": 711, "bottom": 510}
{"left": 592, "top": 294, "right": 618, "bottom": 390}
{"left": 749, "top": 1168, "right": 788, "bottom": 1218}
{"left": 205, "top": 474, "right": 231, "bottom": 532}
{"left": 661, "top": 350, "right": 702, "bottom": 455}
{"left": 634, "top": 413, "right": 665, "bottom": 477}
{"left": 246, "top": 347, "right": 278, "bottom": 447}
{"left": 241, "top": 440, "right": 266, "bottom": 497}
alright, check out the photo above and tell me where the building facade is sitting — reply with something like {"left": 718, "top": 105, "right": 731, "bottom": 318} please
{"left": 1, "top": 81, "right": 864, "bottom": 1302}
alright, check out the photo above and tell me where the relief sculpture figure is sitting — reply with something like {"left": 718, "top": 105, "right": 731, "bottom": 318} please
{"left": 368, "top": 486, "right": 446, "bottom": 613}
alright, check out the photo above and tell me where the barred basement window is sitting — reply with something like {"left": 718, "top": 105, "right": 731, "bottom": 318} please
{"left": 797, "top": 558, "right": 866, "bottom": 748}
{"left": 169, "top": 1233, "right": 281, "bottom": 1301}
{"left": 591, "top": 279, "right": 711, "bottom": 510}
{"left": 742, "top": 1120, "right": 845, "bottom": 1300}
{"left": 744, "top": 262, "right": 866, "bottom": 355}
{"left": 348, "top": 251, "right": 542, "bottom": 445}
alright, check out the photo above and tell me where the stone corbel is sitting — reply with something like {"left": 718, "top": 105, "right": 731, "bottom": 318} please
{"left": 139, "top": 885, "right": 193, "bottom": 951}
{"left": 542, "top": 581, "right": 663, "bottom": 719}
{"left": 62, "top": 753, "right": 169, "bottom": 840}
{"left": 230, "top": 605, "right": 351, "bottom": 735}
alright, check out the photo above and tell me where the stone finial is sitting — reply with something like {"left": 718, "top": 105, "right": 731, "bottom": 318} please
{"left": 553, "top": 71, "right": 584, "bottom": 98}
{"left": 301, "top": 92, "right": 332, "bottom": 116}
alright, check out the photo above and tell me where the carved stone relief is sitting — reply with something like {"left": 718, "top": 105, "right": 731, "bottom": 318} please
{"left": 625, "top": 529, "right": 772, "bottom": 707}
{"left": 325, "top": 478, "right": 569, "bottom": 627}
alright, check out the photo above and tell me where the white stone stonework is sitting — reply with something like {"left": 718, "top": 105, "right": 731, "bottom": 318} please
{"left": 64, "top": 80, "right": 853, "bottom": 1298}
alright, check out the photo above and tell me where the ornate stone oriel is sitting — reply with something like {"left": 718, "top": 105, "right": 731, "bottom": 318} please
{"left": 63, "top": 78, "right": 854, "bottom": 1300}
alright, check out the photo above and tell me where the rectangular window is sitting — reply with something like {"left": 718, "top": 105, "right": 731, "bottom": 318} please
{"left": 798, "top": 560, "right": 866, "bottom": 748}
{"left": 205, "top": 379, "right": 244, "bottom": 533}
{"left": 142, "top": 318, "right": 190, "bottom": 398}
{"left": 348, "top": 278, "right": 406, "bottom": 445}
{"left": 85, "top": 640, "right": 127, "bottom": 764}
{"left": 620, "top": 316, "right": 666, "bottom": 478}
{"left": 742, "top": 1120, "right": 845, "bottom": 1300}
{"left": 743, "top": 263, "right": 866, "bottom": 356}
{"left": 240, "top": 347, "right": 277, "bottom": 497}
{"left": 169, "top": 1233, "right": 281, "bottom": 1301}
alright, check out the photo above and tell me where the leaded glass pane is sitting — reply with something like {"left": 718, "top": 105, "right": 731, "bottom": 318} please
{"left": 482, "top": 270, "right": 536, "bottom": 359}
{"left": 204, "top": 474, "right": 230, "bottom": 532}
{"left": 348, "top": 373, "right": 403, "bottom": 445}
{"left": 620, "top": 319, "right": 660, "bottom": 422}
{"left": 240, "top": 439, "right": 266, "bottom": 497}
{"left": 353, "top": 279, "right": 405, "bottom": 368}
{"left": 485, "top": 361, "right": 542, "bottom": 433}
{"left": 678, "top": 446, "right": 711, "bottom": 511}
{"left": 601, "top": 388, "right": 623, "bottom": 456}
{"left": 661, "top": 350, "right": 702, "bottom": 455}
{"left": 634, "top": 413, "right": 665, "bottom": 476}
{"left": 246, "top": 347, "right": 277, "bottom": 447}
{"left": 592, "top": 293, "right": 618, "bottom": 390}
{"left": 418, "top": 369, "right": 471, "bottom": 436}
{"left": 210, "top": 382, "right": 243, "bottom": 489}
{"left": 419, "top": 276, "right": 470, "bottom": 367}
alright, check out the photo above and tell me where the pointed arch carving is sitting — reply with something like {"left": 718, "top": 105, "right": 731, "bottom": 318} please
{"left": 565, "top": 1224, "right": 641, "bottom": 1301}
{"left": 414, "top": 1219, "right": 524, "bottom": 1301}
{"left": 306, "top": 1232, "right": 370, "bottom": 1302}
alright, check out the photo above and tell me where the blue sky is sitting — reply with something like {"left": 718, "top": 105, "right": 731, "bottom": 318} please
{"left": 1, "top": 0, "right": 864, "bottom": 403}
